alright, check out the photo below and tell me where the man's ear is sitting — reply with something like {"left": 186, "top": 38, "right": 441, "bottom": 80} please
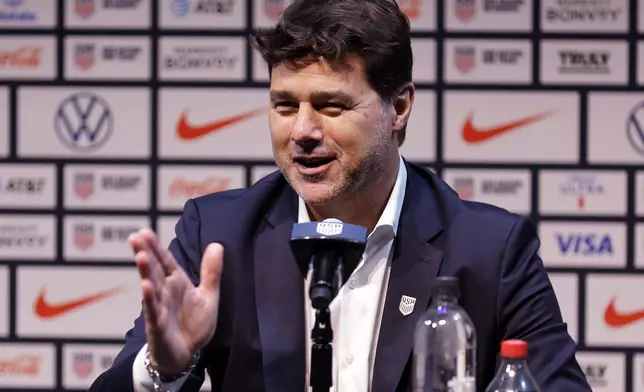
{"left": 391, "top": 83, "right": 415, "bottom": 132}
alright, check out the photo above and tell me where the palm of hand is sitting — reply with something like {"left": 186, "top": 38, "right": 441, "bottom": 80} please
{"left": 149, "top": 269, "right": 219, "bottom": 374}
{"left": 130, "top": 228, "right": 224, "bottom": 376}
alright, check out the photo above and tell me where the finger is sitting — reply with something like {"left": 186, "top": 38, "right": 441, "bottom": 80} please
{"left": 199, "top": 243, "right": 224, "bottom": 295}
{"left": 135, "top": 251, "right": 164, "bottom": 302}
{"left": 136, "top": 232, "right": 167, "bottom": 289}
{"left": 159, "top": 247, "right": 178, "bottom": 276}
{"left": 131, "top": 229, "right": 169, "bottom": 282}
{"left": 139, "top": 229, "right": 177, "bottom": 277}
{"left": 128, "top": 229, "right": 147, "bottom": 255}
{"left": 141, "top": 279, "right": 160, "bottom": 327}
{"left": 150, "top": 239, "right": 178, "bottom": 278}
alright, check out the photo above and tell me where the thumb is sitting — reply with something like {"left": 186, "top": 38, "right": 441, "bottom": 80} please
{"left": 199, "top": 243, "right": 224, "bottom": 295}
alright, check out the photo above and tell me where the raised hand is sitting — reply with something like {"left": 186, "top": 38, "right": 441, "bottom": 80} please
{"left": 129, "top": 228, "right": 224, "bottom": 376}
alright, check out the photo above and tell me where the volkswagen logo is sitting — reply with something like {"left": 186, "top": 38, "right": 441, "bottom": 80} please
{"left": 54, "top": 92, "right": 113, "bottom": 152}
{"left": 626, "top": 101, "right": 644, "bottom": 156}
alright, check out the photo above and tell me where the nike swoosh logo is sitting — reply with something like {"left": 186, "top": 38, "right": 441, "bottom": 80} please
{"left": 604, "top": 298, "right": 644, "bottom": 327}
{"left": 461, "top": 110, "right": 555, "bottom": 144}
{"left": 34, "top": 286, "right": 126, "bottom": 319}
{"left": 176, "top": 108, "right": 266, "bottom": 140}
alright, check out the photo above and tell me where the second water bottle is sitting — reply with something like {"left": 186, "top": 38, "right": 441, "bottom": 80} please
{"left": 412, "top": 276, "right": 477, "bottom": 392}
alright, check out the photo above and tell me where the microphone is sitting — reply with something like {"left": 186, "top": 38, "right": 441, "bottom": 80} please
{"left": 290, "top": 218, "right": 368, "bottom": 392}
{"left": 289, "top": 218, "right": 368, "bottom": 309}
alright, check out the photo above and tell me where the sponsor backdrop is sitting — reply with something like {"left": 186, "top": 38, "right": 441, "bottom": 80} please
{"left": 0, "top": 0, "right": 643, "bottom": 390}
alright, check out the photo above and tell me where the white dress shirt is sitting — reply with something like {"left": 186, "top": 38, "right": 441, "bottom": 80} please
{"left": 132, "top": 155, "right": 407, "bottom": 392}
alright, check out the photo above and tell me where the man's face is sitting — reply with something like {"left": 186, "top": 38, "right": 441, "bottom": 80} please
{"left": 268, "top": 55, "right": 398, "bottom": 205}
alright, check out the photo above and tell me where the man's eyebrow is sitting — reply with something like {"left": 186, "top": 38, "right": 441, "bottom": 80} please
{"left": 269, "top": 90, "right": 355, "bottom": 103}
{"left": 269, "top": 90, "right": 296, "bottom": 102}
{"left": 310, "top": 90, "right": 355, "bottom": 103}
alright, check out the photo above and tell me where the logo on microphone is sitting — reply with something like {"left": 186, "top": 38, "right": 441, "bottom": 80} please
{"left": 316, "top": 222, "right": 343, "bottom": 236}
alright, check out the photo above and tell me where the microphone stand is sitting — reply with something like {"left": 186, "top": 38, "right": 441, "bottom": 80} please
{"left": 308, "top": 249, "right": 339, "bottom": 392}
{"left": 310, "top": 307, "right": 333, "bottom": 392}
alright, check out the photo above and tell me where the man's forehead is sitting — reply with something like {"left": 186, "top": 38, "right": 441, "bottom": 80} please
{"left": 267, "top": 54, "right": 376, "bottom": 102}
{"left": 273, "top": 61, "right": 355, "bottom": 79}
{"left": 268, "top": 54, "right": 366, "bottom": 81}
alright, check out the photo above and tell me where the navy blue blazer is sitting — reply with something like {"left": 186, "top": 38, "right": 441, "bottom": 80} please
{"left": 89, "top": 161, "right": 591, "bottom": 392}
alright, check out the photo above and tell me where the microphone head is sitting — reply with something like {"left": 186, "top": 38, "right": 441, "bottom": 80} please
{"left": 289, "top": 219, "right": 368, "bottom": 280}
{"left": 290, "top": 219, "right": 367, "bottom": 242}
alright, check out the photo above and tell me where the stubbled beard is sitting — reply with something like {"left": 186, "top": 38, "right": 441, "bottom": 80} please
{"left": 279, "top": 124, "right": 391, "bottom": 205}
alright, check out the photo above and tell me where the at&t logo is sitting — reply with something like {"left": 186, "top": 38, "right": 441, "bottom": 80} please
{"left": 171, "top": 0, "right": 190, "bottom": 17}
{"left": 54, "top": 92, "right": 113, "bottom": 152}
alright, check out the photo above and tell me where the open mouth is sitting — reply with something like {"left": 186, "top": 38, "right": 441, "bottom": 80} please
{"left": 293, "top": 156, "right": 336, "bottom": 175}
{"left": 293, "top": 156, "right": 335, "bottom": 168}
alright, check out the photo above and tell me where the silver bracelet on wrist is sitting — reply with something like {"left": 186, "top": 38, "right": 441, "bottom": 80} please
{"left": 144, "top": 349, "right": 200, "bottom": 392}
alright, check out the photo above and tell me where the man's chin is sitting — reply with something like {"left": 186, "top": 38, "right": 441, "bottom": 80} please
{"left": 293, "top": 182, "right": 339, "bottom": 205}
{"left": 288, "top": 166, "right": 331, "bottom": 185}
{"left": 282, "top": 167, "right": 343, "bottom": 203}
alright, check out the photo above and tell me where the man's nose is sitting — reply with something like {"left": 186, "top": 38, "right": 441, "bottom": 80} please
{"left": 291, "top": 105, "right": 323, "bottom": 143}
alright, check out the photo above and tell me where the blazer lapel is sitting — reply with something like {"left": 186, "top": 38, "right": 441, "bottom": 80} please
{"left": 372, "top": 164, "right": 445, "bottom": 392}
{"left": 254, "top": 185, "right": 307, "bottom": 392}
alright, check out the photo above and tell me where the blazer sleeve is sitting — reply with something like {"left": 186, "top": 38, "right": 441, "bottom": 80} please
{"left": 496, "top": 217, "right": 591, "bottom": 391}
{"left": 89, "top": 199, "right": 208, "bottom": 392}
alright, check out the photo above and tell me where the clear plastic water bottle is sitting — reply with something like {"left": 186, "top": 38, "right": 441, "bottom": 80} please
{"left": 413, "top": 276, "right": 476, "bottom": 392}
{"left": 485, "top": 340, "right": 541, "bottom": 392}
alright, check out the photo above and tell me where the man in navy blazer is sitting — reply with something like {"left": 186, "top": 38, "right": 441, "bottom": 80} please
{"left": 90, "top": 0, "right": 591, "bottom": 391}
{"left": 90, "top": 162, "right": 592, "bottom": 392}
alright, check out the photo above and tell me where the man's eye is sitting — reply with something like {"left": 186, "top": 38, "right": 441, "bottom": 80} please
{"left": 318, "top": 103, "right": 345, "bottom": 110}
{"left": 275, "top": 102, "right": 297, "bottom": 108}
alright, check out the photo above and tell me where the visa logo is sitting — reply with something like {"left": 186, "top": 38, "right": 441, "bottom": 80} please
{"left": 556, "top": 233, "right": 613, "bottom": 255}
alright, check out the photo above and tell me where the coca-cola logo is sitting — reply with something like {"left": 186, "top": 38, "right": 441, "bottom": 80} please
{"left": 0, "top": 354, "right": 41, "bottom": 375}
{"left": 0, "top": 46, "right": 41, "bottom": 67}
{"left": 169, "top": 177, "right": 231, "bottom": 198}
